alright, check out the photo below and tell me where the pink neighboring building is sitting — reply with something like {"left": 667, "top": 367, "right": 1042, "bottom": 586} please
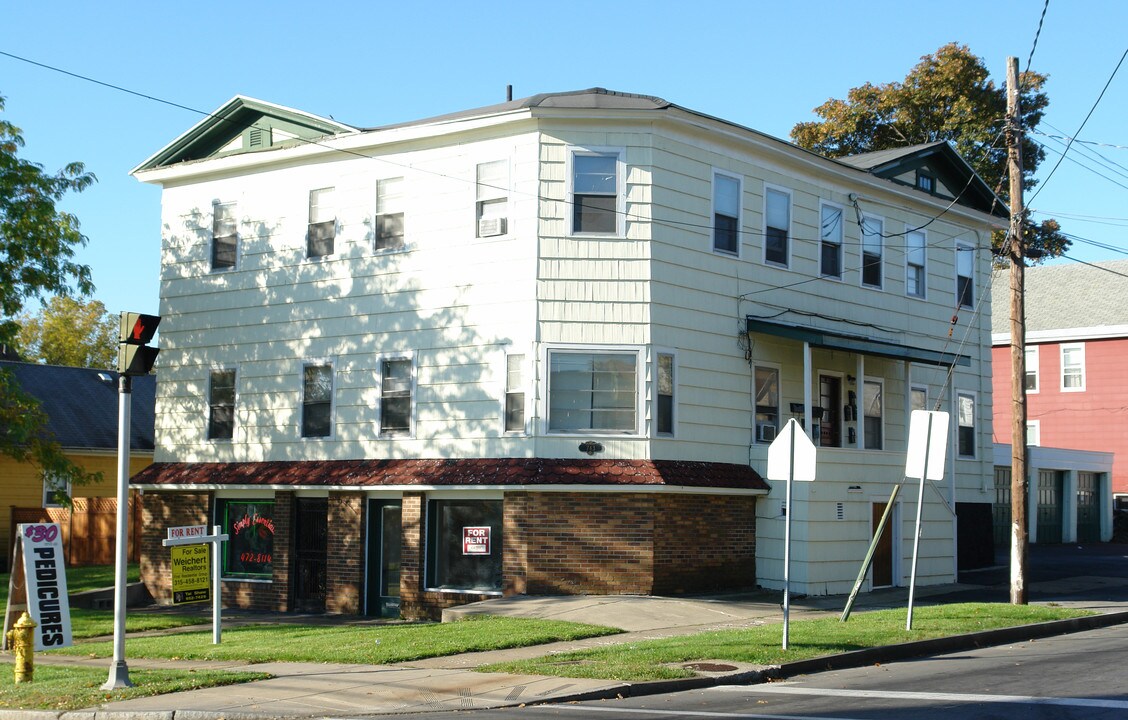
{"left": 991, "top": 258, "right": 1128, "bottom": 507}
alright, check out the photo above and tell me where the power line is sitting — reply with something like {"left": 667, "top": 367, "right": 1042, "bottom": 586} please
{"left": 1029, "top": 46, "right": 1128, "bottom": 204}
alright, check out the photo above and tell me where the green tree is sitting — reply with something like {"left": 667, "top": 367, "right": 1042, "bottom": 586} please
{"left": 17, "top": 295, "right": 118, "bottom": 368}
{"left": 791, "top": 43, "right": 1067, "bottom": 260}
{"left": 1, "top": 92, "right": 101, "bottom": 496}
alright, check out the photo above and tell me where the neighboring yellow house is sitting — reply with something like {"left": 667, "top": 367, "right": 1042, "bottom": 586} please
{"left": 1, "top": 361, "right": 155, "bottom": 568}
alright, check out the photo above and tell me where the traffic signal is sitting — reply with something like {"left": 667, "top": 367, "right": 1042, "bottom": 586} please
{"left": 118, "top": 312, "right": 161, "bottom": 376}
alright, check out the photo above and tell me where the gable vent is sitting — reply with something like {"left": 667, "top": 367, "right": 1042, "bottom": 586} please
{"left": 248, "top": 127, "right": 264, "bottom": 148}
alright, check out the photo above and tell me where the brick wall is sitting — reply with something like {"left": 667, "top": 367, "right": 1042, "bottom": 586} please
{"left": 652, "top": 494, "right": 756, "bottom": 594}
{"left": 326, "top": 492, "right": 364, "bottom": 613}
{"left": 139, "top": 492, "right": 210, "bottom": 603}
{"left": 522, "top": 493, "right": 656, "bottom": 595}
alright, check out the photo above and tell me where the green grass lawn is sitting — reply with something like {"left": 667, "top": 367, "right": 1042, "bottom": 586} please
{"left": 1, "top": 563, "right": 205, "bottom": 638}
{"left": 0, "top": 664, "right": 269, "bottom": 713}
{"left": 479, "top": 603, "right": 1094, "bottom": 681}
{"left": 49, "top": 615, "right": 622, "bottom": 664}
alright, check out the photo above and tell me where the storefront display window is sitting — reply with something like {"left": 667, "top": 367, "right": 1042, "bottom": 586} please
{"left": 218, "top": 499, "right": 275, "bottom": 580}
{"left": 425, "top": 499, "right": 502, "bottom": 593}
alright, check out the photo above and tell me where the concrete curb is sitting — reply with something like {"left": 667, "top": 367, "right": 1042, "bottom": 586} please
{"left": 540, "top": 609, "right": 1128, "bottom": 705}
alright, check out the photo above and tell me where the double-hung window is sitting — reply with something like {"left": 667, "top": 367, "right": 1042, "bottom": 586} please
{"left": 755, "top": 366, "right": 780, "bottom": 442}
{"left": 380, "top": 357, "right": 413, "bottom": 435}
{"left": 1025, "top": 346, "right": 1039, "bottom": 392}
{"left": 301, "top": 362, "right": 333, "bottom": 438}
{"left": 713, "top": 172, "right": 741, "bottom": 254}
{"left": 656, "top": 353, "right": 675, "bottom": 435}
{"left": 1061, "top": 343, "right": 1085, "bottom": 391}
{"left": 212, "top": 202, "right": 237, "bottom": 270}
{"left": 863, "top": 379, "right": 883, "bottom": 450}
{"left": 307, "top": 188, "right": 335, "bottom": 258}
{"left": 548, "top": 350, "right": 638, "bottom": 433}
{"left": 956, "top": 242, "right": 975, "bottom": 308}
{"left": 208, "top": 368, "right": 236, "bottom": 440}
{"left": 820, "top": 203, "right": 843, "bottom": 279}
{"left": 861, "top": 215, "right": 884, "bottom": 288}
{"left": 504, "top": 353, "right": 525, "bottom": 433}
{"left": 42, "top": 473, "right": 69, "bottom": 507}
{"left": 476, "top": 160, "right": 508, "bottom": 237}
{"left": 376, "top": 177, "right": 405, "bottom": 251}
{"left": 571, "top": 150, "right": 621, "bottom": 235}
{"left": 764, "top": 187, "right": 790, "bottom": 266}
{"left": 906, "top": 230, "right": 927, "bottom": 298}
{"left": 957, "top": 392, "right": 976, "bottom": 457}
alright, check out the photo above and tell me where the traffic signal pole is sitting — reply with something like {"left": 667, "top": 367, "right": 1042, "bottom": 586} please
{"left": 102, "top": 373, "right": 134, "bottom": 690}
{"left": 103, "top": 311, "right": 160, "bottom": 690}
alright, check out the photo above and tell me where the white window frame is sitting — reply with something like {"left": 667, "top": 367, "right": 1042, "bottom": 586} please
{"left": 712, "top": 170, "right": 742, "bottom": 256}
{"left": 1061, "top": 343, "right": 1086, "bottom": 392}
{"left": 861, "top": 214, "right": 884, "bottom": 289}
{"left": 207, "top": 366, "right": 238, "bottom": 442}
{"left": 211, "top": 201, "right": 238, "bottom": 272}
{"left": 502, "top": 350, "right": 527, "bottom": 435}
{"left": 905, "top": 229, "right": 927, "bottom": 298}
{"left": 543, "top": 345, "right": 643, "bottom": 436}
{"left": 567, "top": 147, "right": 625, "bottom": 237}
{"left": 1027, "top": 420, "right": 1041, "bottom": 447}
{"left": 377, "top": 352, "right": 416, "bottom": 438}
{"left": 763, "top": 184, "right": 791, "bottom": 268}
{"left": 819, "top": 200, "right": 844, "bottom": 280}
{"left": 862, "top": 377, "right": 885, "bottom": 451}
{"left": 956, "top": 390, "right": 977, "bottom": 459}
{"left": 1025, "top": 346, "right": 1040, "bottom": 393}
{"left": 956, "top": 241, "right": 975, "bottom": 308}
{"left": 754, "top": 363, "right": 782, "bottom": 444}
{"left": 307, "top": 187, "right": 335, "bottom": 259}
{"left": 42, "top": 472, "right": 70, "bottom": 508}
{"left": 476, "top": 159, "right": 509, "bottom": 238}
{"left": 375, "top": 176, "right": 406, "bottom": 252}
{"left": 301, "top": 359, "right": 335, "bottom": 439}
{"left": 655, "top": 349, "right": 676, "bottom": 437}
{"left": 910, "top": 384, "right": 929, "bottom": 413}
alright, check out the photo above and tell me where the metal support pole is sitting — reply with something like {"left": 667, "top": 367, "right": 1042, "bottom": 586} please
{"left": 212, "top": 525, "right": 222, "bottom": 644}
{"left": 906, "top": 414, "right": 934, "bottom": 630}
{"left": 103, "top": 375, "right": 133, "bottom": 690}
{"left": 782, "top": 435, "right": 795, "bottom": 650}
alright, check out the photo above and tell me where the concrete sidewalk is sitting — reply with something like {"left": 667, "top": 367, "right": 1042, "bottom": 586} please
{"left": 16, "top": 566, "right": 1128, "bottom": 719}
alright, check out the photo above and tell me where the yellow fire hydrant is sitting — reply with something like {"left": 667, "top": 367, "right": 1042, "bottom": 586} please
{"left": 7, "top": 612, "right": 37, "bottom": 683}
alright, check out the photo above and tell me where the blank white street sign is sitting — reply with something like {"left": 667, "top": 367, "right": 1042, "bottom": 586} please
{"left": 767, "top": 418, "right": 817, "bottom": 482}
{"left": 905, "top": 410, "right": 950, "bottom": 480}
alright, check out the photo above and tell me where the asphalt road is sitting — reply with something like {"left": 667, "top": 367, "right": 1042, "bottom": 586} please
{"left": 411, "top": 623, "right": 1128, "bottom": 720}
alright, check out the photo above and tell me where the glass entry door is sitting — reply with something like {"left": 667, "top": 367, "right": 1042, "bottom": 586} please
{"left": 366, "top": 500, "right": 402, "bottom": 617}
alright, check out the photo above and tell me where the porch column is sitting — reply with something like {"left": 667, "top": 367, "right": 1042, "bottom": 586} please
{"left": 803, "top": 342, "right": 812, "bottom": 438}
{"left": 855, "top": 355, "right": 865, "bottom": 449}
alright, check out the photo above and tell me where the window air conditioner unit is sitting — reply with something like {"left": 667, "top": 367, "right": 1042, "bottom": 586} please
{"left": 758, "top": 425, "right": 777, "bottom": 442}
{"left": 478, "top": 217, "right": 507, "bottom": 237}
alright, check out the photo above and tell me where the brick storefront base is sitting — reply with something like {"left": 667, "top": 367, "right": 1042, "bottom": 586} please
{"left": 140, "top": 489, "right": 757, "bottom": 619}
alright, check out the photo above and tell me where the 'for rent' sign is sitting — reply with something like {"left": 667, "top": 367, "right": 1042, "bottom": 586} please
{"left": 463, "top": 526, "right": 491, "bottom": 555}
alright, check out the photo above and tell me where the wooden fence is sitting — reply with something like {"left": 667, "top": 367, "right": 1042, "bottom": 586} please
{"left": 9, "top": 496, "right": 140, "bottom": 567}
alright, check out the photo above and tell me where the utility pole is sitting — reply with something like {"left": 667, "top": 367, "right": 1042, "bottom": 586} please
{"left": 1006, "top": 56, "right": 1028, "bottom": 605}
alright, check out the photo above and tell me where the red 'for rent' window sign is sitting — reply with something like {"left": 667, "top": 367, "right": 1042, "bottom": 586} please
{"left": 463, "top": 526, "right": 490, "bottom": 555}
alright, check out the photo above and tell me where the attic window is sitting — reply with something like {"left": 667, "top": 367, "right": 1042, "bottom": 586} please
{"left": 916, "top": 172, "right": 935, "bottom": 193}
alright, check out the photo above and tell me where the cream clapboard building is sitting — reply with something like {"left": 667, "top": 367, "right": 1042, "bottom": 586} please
{"left": 130, "top": 89, "right": 1000, "bottom": 617}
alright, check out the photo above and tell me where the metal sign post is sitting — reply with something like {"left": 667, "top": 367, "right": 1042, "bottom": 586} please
{"left": 767, "top": 418, "right": 817, "bottom": 650}
{"left": 904, "top": 410, "right": 950, "bottom": 630}
{"left": 163, "top": 525, "right": 229, "bottom": 644}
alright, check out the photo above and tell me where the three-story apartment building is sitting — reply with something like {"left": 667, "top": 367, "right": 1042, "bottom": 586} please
{"left": 131, "top": 89, "right": 1002, "bottom": 618}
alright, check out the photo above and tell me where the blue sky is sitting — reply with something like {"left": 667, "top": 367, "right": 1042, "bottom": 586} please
{"left": 3, "top": 1, "right": 1126, "bottom": 319}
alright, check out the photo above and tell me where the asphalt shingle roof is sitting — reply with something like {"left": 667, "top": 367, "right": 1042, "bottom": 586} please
{"left": 990, "top": 259, "right": 1128, "bottom": 337}
{"left": 131, "top": 458, "right": 769, "bottom": 492}
{"left": 1, "top": 361, "right": 155, "bottom": 451}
